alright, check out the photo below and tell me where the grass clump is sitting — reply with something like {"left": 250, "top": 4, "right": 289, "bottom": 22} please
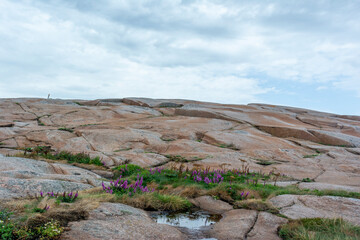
{"left": 165, "top": 155, "right": 189, "bottom": 162}
{"left": 303, "top": 154, "right": 321, "bottom": 158}
{"left": 113, "top": 148, "right": 132, "bottom": 152}
{"left": 46, "top": 152, "right": 102, "bottom": 166}
{"left": 217, "top": 143, "right": 239, "bottom": 150}
{"left": 302, "top": 178, "right": 314, "bottom": 182}
{"left": 22, "top": 146, "right": 103, "bottom": 166}
{"left": 113, "top": 164, "right": 143, "bottom": 177}
{"left": 57, "top": 127, "right": 74, "bottom": 133}
{"left": 255, "top": 159, "right": 275, "bottom": 166}
{"left": 117, "top": 192, "right": 191, "bottom": 211}
{"left": 279, "top": 218, "right": 360, "bottom": 240}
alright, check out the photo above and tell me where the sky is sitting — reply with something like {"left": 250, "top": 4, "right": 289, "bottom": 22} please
{"left": 0, "top": 0, "right": 359, "bottom": 115}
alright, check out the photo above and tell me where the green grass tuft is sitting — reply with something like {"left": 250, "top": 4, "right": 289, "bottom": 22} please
{"left": 279, "top": 218, "right": 360, "bottom": 240}
{"left": 58, "top": 127, "right": 74, "bottom": 133}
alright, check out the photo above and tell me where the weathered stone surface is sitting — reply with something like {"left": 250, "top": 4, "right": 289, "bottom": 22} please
{"left": 91, "top": 170, "right": 114, "bottom": 179}
{"left": 298, "top": 182, "right": 360, "bottom": 193}
{"left": 270, "top": 195, "right": 360, "bottom": 226}
{"left": 0, "top": 97, "right": 359, "bottom": 188}
{"left": 191, "top": 195, "right": 233, "bottom": 214}
{"left": 247, "top": 212, "right": 288, "bottom": 240}
{"left": 0, "top": 154, "right": 101, "bottom": 200}
{"left": 209, "top": 209, "right": 257, "bottom": 240}
{"left": 61, "top": 202, "right": 186, "bottom": 240}
{"left": 208, "top": 209, "right": 287, "bottom": 240}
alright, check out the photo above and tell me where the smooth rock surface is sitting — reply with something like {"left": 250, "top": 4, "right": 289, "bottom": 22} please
{"left": 0, "top": 98, "right": 359, "bottom": 188}
{"left": 270, "top": 194, "right": 360, "bottom": 226}
{"left": 209, "top": 209, "right": 257, "bottom": 240}
{"left": 61, "top": 202, "right": 186, "bottom": 240}
{"left": 191, "top": 195, "right": 233, "bottom": 214}
{"left": 209, "top": 209, "right": 287, "bottom": 240}
{"left": 0, "top": 154, "right": 101, "bottom": 199}
{"left": 247, "top": 212, "right": 288, "bottom": 240}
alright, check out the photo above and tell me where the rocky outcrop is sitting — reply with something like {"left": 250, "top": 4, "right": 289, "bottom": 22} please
{"left": 61, "top": 202, "right": 186, "bottom": 240}
{"left": 269, "top": 195, "right": 360, "bottom": 226}
{"left": 0, "top": 97, "right": 359, "bottom": 188}
{"left": 0, "top": 154, "right": 101, "bottom": 200}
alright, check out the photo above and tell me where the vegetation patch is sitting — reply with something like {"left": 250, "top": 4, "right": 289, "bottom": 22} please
{"left": 279, "top": 218, "right": 360, "bottom": 240}
{"left": 160, "top": 137, "right": 176, "bottom": 141}
{"left": 114, "top": 148, "right": 132, "bottom": 152}
{"left": 303, "top": 154, "right": 321, "bottom": 158}
{"left": 217, "top": 143, "right": 239, "bottom": 150}
{"left": 57, "top": 127, "right": 74, "bottom": 133}
{"left": 21, "top": 146, "right": 103, "bottom": 166}
{"left": 0, "top": 208, "right": 63, "bottom": 240}
{"left": 165, "top": 155, "right": 205, "bottom": 163}
{"left": 255, "top": 159, "right": 276, "bottom": 166}
{"left": 301, "top": 177, "right": 314, "bottom": 182}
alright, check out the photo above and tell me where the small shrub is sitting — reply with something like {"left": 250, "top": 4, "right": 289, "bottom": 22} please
{"left": 36, "top": 220, "right": 63, "bottom": 240}
{"left": 0, "top": 220, "right": 14, "bottom": 240}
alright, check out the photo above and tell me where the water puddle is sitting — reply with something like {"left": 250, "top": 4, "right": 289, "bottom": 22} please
{"left": 150, "top": 210, "right": 221, "bottom": 240}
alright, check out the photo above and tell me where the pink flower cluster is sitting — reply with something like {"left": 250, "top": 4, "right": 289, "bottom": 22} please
{"left": 102, "top": 175, "right": 154, "bottom": 196}
{"left": 191, "top": 169, "right": 224, "bottom": 184}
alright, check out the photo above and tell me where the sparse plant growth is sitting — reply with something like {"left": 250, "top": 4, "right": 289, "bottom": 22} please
{"left": 303, "top": 154, "right": 321, "bottom": 158}
{"left": 279, "top": 218, "right": 360, "bottom": 240}
{"left": 164, "top": 155, "right": 205, "bottom": 163}
{"left": 160, "top": 137, "right": 176, "bottom": 141}
{"left": 114, "top": 148, "right": 132, "bottom": 152}
{"left": 21, "top": 146, "right": 103, "bottom": 166}
{"left": 302, "top": 177, "right": 314, "bottom": 182}
{"left": 37, "top": 191, "right": 79, "bottom": 203}
{"left": 165, "top": 155, "right": 189, "bottom": 162}
{"left": 36, "top": 117, "right": 45, "bottom": 126}
{"left": 255, "top": 159, "right": 275, "bottom": 166}
{"left": 32, "top": 205, "right": 50, "bottom": 213}
{"left": 58, "top": 127, "right": 74, "bottom": 133}
{"left": 217, "top": 143, "right": 239, "bottom": 150}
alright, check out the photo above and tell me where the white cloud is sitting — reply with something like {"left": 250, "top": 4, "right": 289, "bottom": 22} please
{"left": 0, "top": 0, "right": 359, "bottom": 112}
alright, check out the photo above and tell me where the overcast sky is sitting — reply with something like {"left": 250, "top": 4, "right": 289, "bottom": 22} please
{"left": 0, "top": 0, "right": 359, "bottom": 115}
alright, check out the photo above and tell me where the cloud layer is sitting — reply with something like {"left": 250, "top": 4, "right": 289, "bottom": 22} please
{"left": 0, "top": 0, "right": 359, "bottom": 114}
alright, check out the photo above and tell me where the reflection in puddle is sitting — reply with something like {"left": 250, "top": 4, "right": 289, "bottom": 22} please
{"left": 151, "top": 210, "right": 222, "bottom": 229}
